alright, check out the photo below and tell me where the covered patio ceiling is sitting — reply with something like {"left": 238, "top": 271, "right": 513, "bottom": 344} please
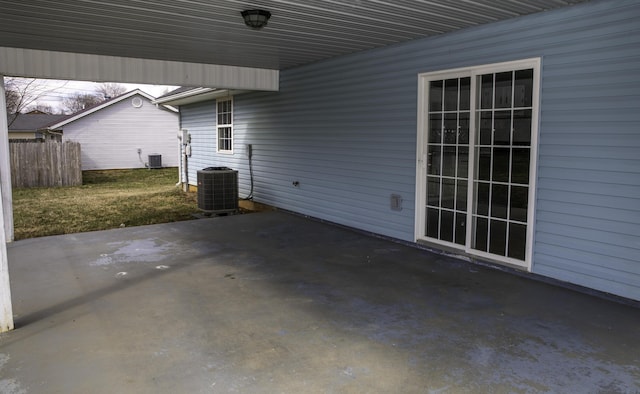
{"left": 0, "top": 0, "right": 590, "bottom": 71}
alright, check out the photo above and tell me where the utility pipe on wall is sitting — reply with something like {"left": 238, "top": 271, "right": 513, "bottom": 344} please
{"left": 179, "top": 129, "right": 190, "bottom": 192}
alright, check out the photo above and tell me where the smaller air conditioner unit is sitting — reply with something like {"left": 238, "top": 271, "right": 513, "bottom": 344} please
{"left": 148, "top": 154, "right": 162, "bottom": 169}
{"left": 197, "top": 167, "right": 238, "bottom": 214}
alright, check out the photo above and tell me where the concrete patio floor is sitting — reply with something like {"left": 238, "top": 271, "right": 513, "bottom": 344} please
{"left": 1, "top": 211, "right": 638, "bottom": 393}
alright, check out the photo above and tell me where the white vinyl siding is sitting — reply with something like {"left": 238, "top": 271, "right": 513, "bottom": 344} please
{"left": 180, "top": 101, "right": 216, "bottom": 183}
{"left": 62, "top": 95, "right": 179, "bottom": 170}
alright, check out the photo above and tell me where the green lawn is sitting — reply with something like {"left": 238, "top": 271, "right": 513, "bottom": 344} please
{"left": 12, "top": 168, "right": 199, "bottom": 240}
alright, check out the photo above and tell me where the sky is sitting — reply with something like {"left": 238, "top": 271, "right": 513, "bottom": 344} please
{"left": 6, "top": 77, "right": 178, "bottom": 113}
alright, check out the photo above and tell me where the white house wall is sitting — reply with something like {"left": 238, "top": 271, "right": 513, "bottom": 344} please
{"left": 182, "top": 0, "right": 640, "bottom": 301}
{"left": 63, "top": 95, "right": 179, "bottom": 170}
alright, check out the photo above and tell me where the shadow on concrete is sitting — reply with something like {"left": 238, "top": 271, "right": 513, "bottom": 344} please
{"left": 3, "top": 211, "right": 639, "bottom": 393}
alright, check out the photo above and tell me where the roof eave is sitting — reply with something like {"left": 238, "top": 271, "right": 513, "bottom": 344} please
{"left": 153, "top": 88, "right": 249, "bottom": 106}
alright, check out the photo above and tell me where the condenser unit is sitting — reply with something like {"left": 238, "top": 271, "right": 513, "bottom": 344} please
{"left": 197, "top": 167, "right": 238, "bottom": 214}
{"left": 148, "top": 154, "right": 162, "bottom": 169}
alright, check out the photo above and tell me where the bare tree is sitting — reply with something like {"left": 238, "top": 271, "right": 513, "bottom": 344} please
{"left": 4, "top": 77, "right": 68, "bottom": 125}
{"left": 62, "top": 93, "right": 101, "bottom": 114}
{"left": 24, "top": 103, "right": 58, "bottom": 114}
{"left": 4, "top": 84, "right": 20, "bottom": 115}
{"left": 95, "top": 83, "right": 126, "bottom": 100}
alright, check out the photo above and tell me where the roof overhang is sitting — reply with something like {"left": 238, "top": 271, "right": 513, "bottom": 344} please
{"left": 153, "top": 88, "right": 250, "bottom": 106}
{"left": 0, "top": 47, "right": 279, "bottom": 92}
{"left": 0, "top": 1, "right": 591, "bottom": 71}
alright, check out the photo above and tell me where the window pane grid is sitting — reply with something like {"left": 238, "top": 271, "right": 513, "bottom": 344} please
{"left": 426, "top": 77, "right": 470, "bottom": 246}
{"left": 216, "top": 98, "right": 233, "bottom": 152}
{"left": 471, "top": 69, "right": 533, "bottom": 260}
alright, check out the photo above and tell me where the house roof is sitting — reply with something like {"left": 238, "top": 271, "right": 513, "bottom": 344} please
{"left": 8, "top": 113, "right": 68, "bottom": 132}
{"left": 0, "top": 1, "right": 592, "bottom": 71}
{"left": 47, "top": 89, "right": 176, "bottom": 130}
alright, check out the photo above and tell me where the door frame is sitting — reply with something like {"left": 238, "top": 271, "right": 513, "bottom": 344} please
{"left": 415, "top": 58, "right": 541, "bottom": 271}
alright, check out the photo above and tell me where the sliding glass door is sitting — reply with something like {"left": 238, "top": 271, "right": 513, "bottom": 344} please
{"left": 417, "top": 59, "right": 539, "bottom": 268}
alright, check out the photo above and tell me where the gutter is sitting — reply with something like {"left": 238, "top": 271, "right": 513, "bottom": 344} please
{"left": 152, "top": 88, "right": 249, "bottom": 107}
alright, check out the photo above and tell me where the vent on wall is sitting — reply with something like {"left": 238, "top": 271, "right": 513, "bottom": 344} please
{"left": 148, "top": 154, "right": 162, "bottom": 169}
{"left": 197, "top": 167, "right": 238, "bottom": 214}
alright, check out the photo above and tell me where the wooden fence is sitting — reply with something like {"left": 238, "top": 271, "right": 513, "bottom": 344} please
{"left": 9, "top": 140, "right": 82, "bottom": 188}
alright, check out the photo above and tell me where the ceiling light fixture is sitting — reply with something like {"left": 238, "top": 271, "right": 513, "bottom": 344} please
{"left": 241, "top": 9, "right": 271, "bottom": 30}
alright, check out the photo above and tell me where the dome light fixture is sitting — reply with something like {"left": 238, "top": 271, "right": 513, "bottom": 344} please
{"left": 241, "top": 9, "right": 271, "bottom": 29}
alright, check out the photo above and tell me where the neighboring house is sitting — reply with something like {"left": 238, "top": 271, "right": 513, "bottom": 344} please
{"left": 155, "top": 1, "right": 640, "bottom": 302}
{"left": 48, "top": 89, "right": 179, "bottom": 170}
{"left": 7, "top": 111, "right": 65, "bottom": 140}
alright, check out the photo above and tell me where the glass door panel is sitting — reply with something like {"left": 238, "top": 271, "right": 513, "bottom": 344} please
{"left": 471, "top": 69, "right": 533, "bottom": 261}
{"left": 425, "top": 77, "right": 470, "bottom": 246}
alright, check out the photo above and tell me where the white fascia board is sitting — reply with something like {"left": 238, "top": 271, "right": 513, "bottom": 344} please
{"left": 0, "top": 47, "right": 279, "bottom": 92}
{"left": 162, "top": 105, "right": 179, "bottom": 113}
{"left": 153, "top": 89, "right": 249, "bottom": 106}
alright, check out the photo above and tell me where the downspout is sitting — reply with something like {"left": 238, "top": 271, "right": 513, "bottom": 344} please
{"left": 176, "top": 143, "right": 182, "bottom": 188}
{"left": 183, "top": 146, "right": 189, "bottom": 192}
{"left": 181, "top": 129, "right": 190, "bottom": 192}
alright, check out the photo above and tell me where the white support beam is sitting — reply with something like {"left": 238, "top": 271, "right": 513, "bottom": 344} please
{"left": 0, "top": 75, "right": 14, "bottom": 332}
{"left": 0, "top": 77, "right": 13, "bottom": 242}
{"left": 0, "top": 195, "right": 13, "bottom": 333}
{"left": 0, "top": 47, "right": 279, "bottom": 91}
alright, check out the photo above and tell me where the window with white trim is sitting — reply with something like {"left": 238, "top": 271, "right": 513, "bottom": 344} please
{"left": 217, "top": 98, "right": 233, "bottom": 153}
{"left": 416, "top": 58, "right": 540, "bottom": 270}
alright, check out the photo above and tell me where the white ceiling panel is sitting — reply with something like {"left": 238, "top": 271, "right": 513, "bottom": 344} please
{"left": 0, "top": 0, "right": 590, "bottom": 70}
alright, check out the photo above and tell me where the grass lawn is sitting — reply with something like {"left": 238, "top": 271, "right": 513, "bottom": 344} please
{"left": 12, "top": 168, "right": 199, "bottom": 240}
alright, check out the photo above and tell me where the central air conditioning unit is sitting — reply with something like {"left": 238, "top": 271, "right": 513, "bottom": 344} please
{"left": 148, "top": 154, "right": 162, "bottom": 169}
{"left": 197, "top": 167, "right": 238, "bottom": 214}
